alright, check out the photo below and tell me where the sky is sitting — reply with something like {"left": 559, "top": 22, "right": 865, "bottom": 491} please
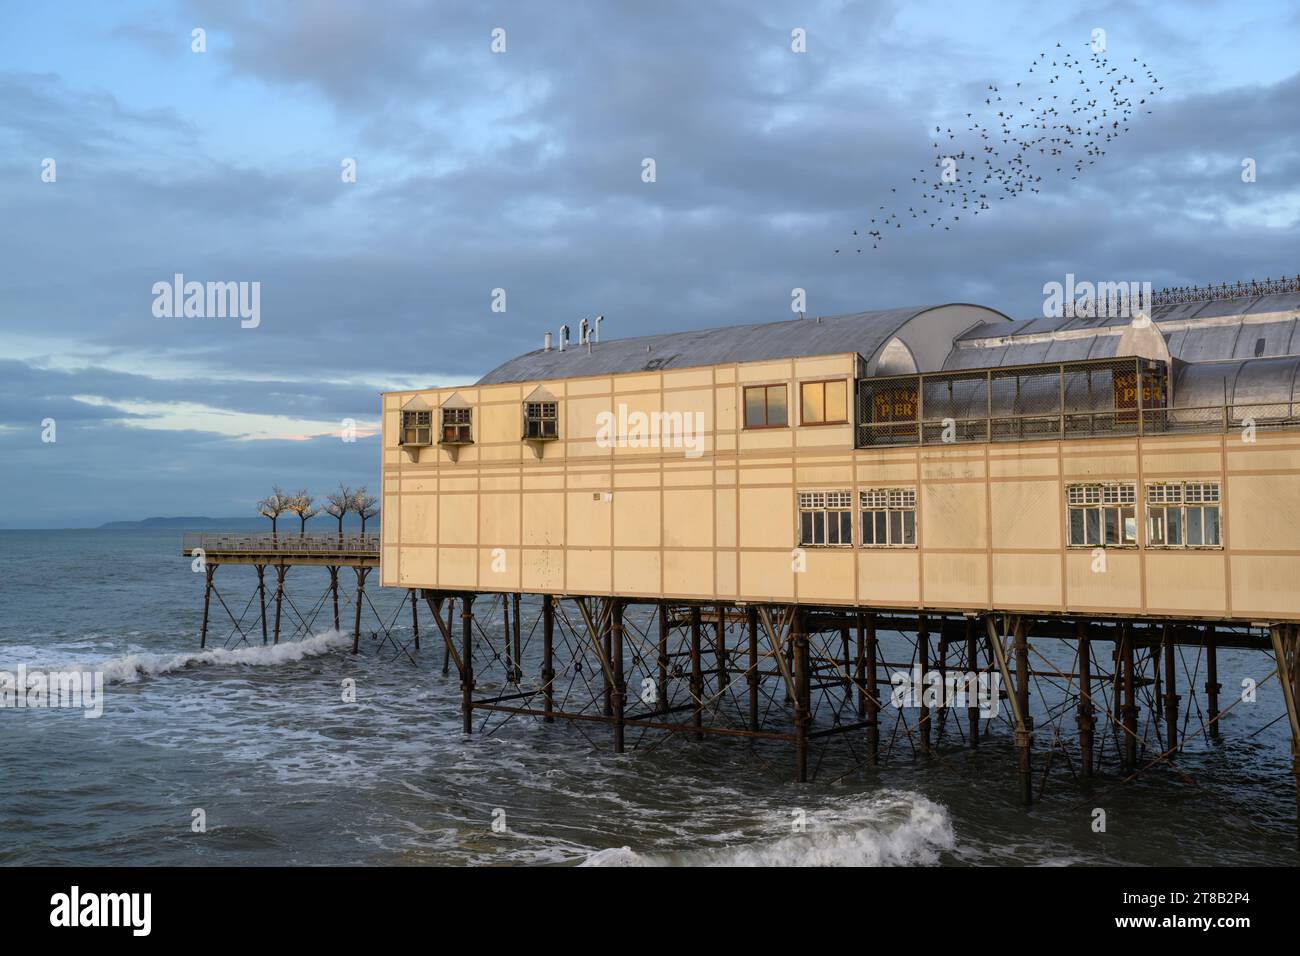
{"left": 1, "top": 0, "right": 1298, "bottom": 527}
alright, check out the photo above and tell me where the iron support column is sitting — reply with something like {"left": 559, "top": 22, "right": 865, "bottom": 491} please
{"left": 1163, "top": 625, "right": 1179, "bottom": 758}
{"left": 611, "top": 599, "right": 625, "bottom": 753}
{"left": 794, "top": 607, "right": 810, "bottom": 783}
{"left": 747, "top": 605, "right": 759, "bottom": 731}
{"left": 542, "top": 596, "right": 555, "bottom": 722}
{"left": 1077, "top": 620, "right": 1094, "bottom": 777}
{"left": 865, "top": 612, "right": 880, "bottom": 766}
{"left": 1206, "top": 624, "right": 1221, "bottom": 740}
{"left": 1014, "top": 618, "right": 1032, "bottom": 804}
{"left": 690, "top": 606, "right": 703, "bottom": 738}
{"left": 199, "top": 563, "right": 215, "bottom": 649}
{"left": 461, "top": 595, "right": 475, "bottom": 734}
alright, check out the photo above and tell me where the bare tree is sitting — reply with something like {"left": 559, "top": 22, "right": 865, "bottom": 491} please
{"left": 288, "top": 489, "right": 318, "bottom": 535}
{"left": 323, "top": 484, "right": 354, "bottom": 536}
{"left": 353, "top": 486, "right": 380, "bottom": 535}
{"left": 256, "top": 485, "right": 292, "bottom": 537}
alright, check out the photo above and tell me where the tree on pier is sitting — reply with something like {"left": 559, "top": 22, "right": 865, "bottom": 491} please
{"left": 289, "top": 489, "right": 318, "bottom": 535}
{"left": 324, "top": 484, "right": 354, "bottom": 536}
{"left": 353, "top": 486, "right": 379, "bottom": 534}
{"left": 256, "top": 485, "right": 292, "bottom": 537}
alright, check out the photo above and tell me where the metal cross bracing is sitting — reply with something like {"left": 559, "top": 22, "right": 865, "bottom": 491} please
{"left": 193, "top": 558, "right": 425, "bottom": 661}
{"left": 182, "top": 566, "right": 1300, "bottom": 835}
{"left": 402, "top": 592, "right": 1300, "bottom": 835}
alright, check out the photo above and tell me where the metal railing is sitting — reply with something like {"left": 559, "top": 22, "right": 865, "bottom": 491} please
{"left": 181, "top": 532, "right": 380, "bottom": 555}
{"left": 857, "top": 358, "right": 1299, "bottom": 448}
{"left": 1151, "top": 275, "right": 1300, "bottom": 306}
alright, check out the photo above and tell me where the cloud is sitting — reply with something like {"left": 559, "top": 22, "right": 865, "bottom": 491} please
{"left": 1, "top": 0, "right": 1297, "bottom": 525}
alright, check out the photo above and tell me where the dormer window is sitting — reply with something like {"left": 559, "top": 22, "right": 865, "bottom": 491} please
{"left": 441, "top": 407, "right": 472, "bottom": 444}
{"left": 401, "top": 409, "right": 432, "bottom": 446}
{"left": 524, "top": 401, "right": 558, "bottom": 440}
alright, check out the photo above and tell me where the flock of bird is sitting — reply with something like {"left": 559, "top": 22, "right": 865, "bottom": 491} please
{"left": 839, "top": 41, "right": 1163, "bottom": 253}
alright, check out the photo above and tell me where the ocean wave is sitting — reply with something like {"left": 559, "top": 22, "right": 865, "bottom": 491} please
{"left": 65, "top": 630, "right": 352, "bottom": 685}
{"left": 580, "top": 791, "right": 954, "bottom": 867}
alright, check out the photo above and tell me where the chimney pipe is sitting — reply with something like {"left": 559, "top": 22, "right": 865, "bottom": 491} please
{"left": 558, "top": 324, "right": 569, "bottom": 352}
{"left": 579, "top": 317, "right": 590, "bottom": 345}
{"left": 544, "top": 331, "right": 552, "bottom": 351}
{"left": 594, "top": 315, "right": 603, "bottom": 342}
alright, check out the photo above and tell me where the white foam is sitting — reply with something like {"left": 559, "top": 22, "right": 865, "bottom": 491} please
{"left": 68, "top": 631, "right": 352, "bottom": 685}
{"left": 582, "top": 846, "right": 650, "bottom": 867}
{"left": 580, "top": 792, "right": 954, "bottom": 867}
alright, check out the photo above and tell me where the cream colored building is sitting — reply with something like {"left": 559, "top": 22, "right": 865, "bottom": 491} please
{"left": 380, "top": 296, "right": 1300, "bottom": 624}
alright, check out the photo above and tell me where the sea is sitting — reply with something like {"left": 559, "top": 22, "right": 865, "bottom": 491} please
{"left": 0, "top": 528, "right": 1294, "bottom": 866}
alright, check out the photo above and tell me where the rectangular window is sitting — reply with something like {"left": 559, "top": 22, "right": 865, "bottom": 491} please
{"left": 798, "top": 490, "right": 853, "bottom": 546}
{"left": 441, "top": 407, "right": 472, "bottom": 444}
{"left": 401, "top": 409, "right": 432, "bottom": 446}
{"left": 1066, "top": 483, "right": 1136, "bottom": 547}
{"left": 524, "top": 401, "right": 558, "bottom": 439}
{"left": 860, "top": 488, "right": 917, "bottom": 547}
{"left": 744, "top": 384, "right": 788, "bottom": 428}
{"left": 800, "top": 379, "right": 848, "bottom": 425}
{"left": 1147, "top": 481, "right": 1220, "bottom": 548}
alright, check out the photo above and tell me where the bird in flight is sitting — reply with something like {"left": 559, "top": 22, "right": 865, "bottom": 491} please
{"left": 847, "top": 40, "right": 1162, "bottom": 251}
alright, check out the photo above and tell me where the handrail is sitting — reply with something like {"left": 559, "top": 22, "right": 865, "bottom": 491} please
{"left": 181, "top": 532, "right": 380, "bottom": 554}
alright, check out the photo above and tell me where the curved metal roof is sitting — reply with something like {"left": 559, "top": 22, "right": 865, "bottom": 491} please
{"left": 477, "top": 304, "right": 1009, "bottom": 385}
{"left": 947, "top": 291, "right": 1300, "bottom": 371}
{"left": 1172, "top": 356, "right": 1300, "bottom": 410}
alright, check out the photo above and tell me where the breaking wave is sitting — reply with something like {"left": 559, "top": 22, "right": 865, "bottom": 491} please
{"left": 580, "top": 792, "right": 954, "bottom": 867}
{"left": 69, "top": 631, "right": 351, "bottom": 685}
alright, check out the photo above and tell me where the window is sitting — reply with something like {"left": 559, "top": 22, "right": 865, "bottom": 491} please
{"left": 441, "top": 407, "right": 472, "bottom": 444}
{"left": 401, "top": 409, "right": 432, "bottom": 446}
{"left": 1067, "top": 483, "right": 1136, "bottom": 547}
{"left": 1147, "top": 481, "right": 1221, "bottom": 547}
{"left": 800, "top": 379, "right": 849, "bottom": 425}
{"left": 798, "top": 491, "right": 853, "bottom": 546}
{"left": 860, "top": 488, "right": 917, "bottom": 547}
{"left": 744, "top": 384, "right": 788, "bottom": 428}
{"left": 524, "top": 401, "right": 558, "bottom": 440}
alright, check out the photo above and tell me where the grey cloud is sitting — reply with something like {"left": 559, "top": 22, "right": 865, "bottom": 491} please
{"left": 1, "top": 1, "right": 1298, "bottom": 525}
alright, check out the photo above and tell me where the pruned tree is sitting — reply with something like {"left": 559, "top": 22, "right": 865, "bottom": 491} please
{"left": 288, "top": 489, "right": 318, "bottom": 535}
{"left": 353, "top": 486, "right": 380, "bottom": 534}
{"left": 323, "top": 484, "right": 354, "bottom": 536}
{"left": 256, "top": 485, "right": 292, "bottom": 537}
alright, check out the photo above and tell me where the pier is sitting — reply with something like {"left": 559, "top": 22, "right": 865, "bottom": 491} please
{"left": 411, "top": 593, "right": 1299, "bottom": 825}
{"left": 182, "top": 532, "right": 411, "bottom": 656}
{"left": 179, "top": 534, "right": 1300, "bottom": 834}
{"left": 178, "top": 280, "right": 1300, "bottom": 839}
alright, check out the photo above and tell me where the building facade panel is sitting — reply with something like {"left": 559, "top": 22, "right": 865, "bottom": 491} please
{"left": 381, "top": 298, "right": 1300, "bottom": 621}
